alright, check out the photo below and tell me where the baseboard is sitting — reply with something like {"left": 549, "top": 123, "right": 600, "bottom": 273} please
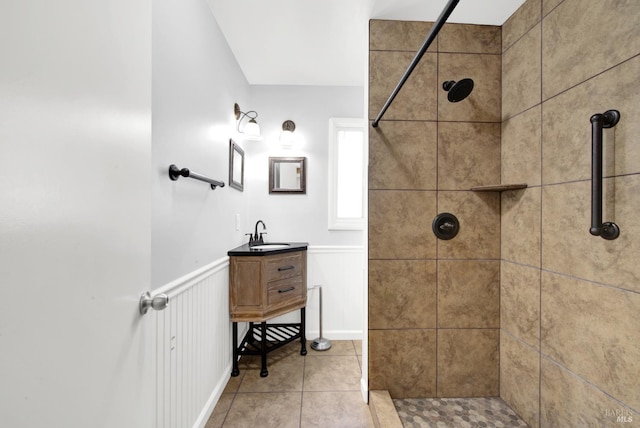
{"left": 194, "top": 364, "right": 231, "bottom": 428}
{"left": 305, "top": 330, "right": 363, "bottom": 341}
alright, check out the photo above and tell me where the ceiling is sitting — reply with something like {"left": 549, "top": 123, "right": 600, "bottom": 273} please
{"left": 206, "top": 0, "right": 526, "bottom": 87}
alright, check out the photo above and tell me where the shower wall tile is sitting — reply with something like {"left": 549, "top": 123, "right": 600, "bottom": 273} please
{"left": 369, "top": 121, "right": 437, "bottom": 190}
{"left": 369, "top": 329, "right": 437, "bottom": 398}
{"left": 438, "top": 53, "right": 501, "bottom": 122}
{"left": 542, "top": 0, "right": 640, "bottom": 100}
{"left": 541, "top": 358, "right": 636, "bottom": 427}
{"left": 439, "top": 24, "right": 501, "bottom": 54}
{"left": 500, "top": 332, "right": 540, "bottom": 428}
{"left": 501, "top": 187, "right": 541, "bottom": 267}
{"left": 437, "top": 260, "right": 499, "bottom": 329}
{"left": 368, "top": 260, "right": 436, "bottom": 329}
{"left": 437, "top": 122, "right": 501, "bottom": 190}
{"left": 542, "top": 55, "right": 640, "bottom": 185}
{"left": 501, "top": 105, "right": 541, "bottom": 186}
{"left": 368, "top": 190, "right": 437, "bottom": 260}
{"left": 437, "top": 329, "right": 499, "bottom": 397}
{"left": 502, "top": 0, "right": 541, "bottom": 52}
{"left": 369, "top": 51, "right": 437, "bottom": 121}
{"left": 500, "top": 261, "right": 540, "bottom": 349}
{"left": 437, "top": 191, "right": 500, "bottom": 260}
{"left": 542, "top": 0, "right": 563, "bottom": 17}
{"left": 541, "top": 271, "right": 640, "bottom": 410}
{"left": 541, "top": 176, "right": 640, "bottom": 293}
{"left": 369, "top": 20, "right": 436, "bottom": 52}
{"left": 502, "top": 23, "right": 541, "bottom": 120}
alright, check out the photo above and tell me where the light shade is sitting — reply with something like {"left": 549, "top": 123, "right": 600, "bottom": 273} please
{"left": 280, "top": 120, "right": 296, "bottom": 147}
{"left": 244, "top": 119, "right": 260, "bottom": 138}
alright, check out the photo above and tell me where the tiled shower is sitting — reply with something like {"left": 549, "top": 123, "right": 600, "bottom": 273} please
{"left": 368, "top": 0, "right": 639, "bottom": 426}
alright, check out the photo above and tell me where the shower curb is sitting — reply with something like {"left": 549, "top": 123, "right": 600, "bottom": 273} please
{"left": 369, "top": 390, "right": 403, "bottom": 428}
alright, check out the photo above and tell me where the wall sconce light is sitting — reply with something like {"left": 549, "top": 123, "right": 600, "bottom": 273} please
{"left": 234, "top": 103, "right": 261, "bottom": 140}
{"left": 280, "top": 120, "right": 296, "bottom": 147}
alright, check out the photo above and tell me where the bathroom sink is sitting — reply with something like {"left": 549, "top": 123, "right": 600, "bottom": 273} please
{"left": 250, "top": 243, "right": 291, "bottom": 250}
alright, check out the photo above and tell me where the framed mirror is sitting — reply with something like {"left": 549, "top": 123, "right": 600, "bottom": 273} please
{"left": 229, "top": 139, "right": 244, "bottom": 191}
{"left": 269, "top": 157, "right": 306, "bottom": 194}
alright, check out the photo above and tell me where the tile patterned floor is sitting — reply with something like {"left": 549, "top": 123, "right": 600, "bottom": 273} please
{"left": 206, "top": 340, "right": 374, "bottom": 428}
{"left": 394, "top": 397, "right": 529, "bottom": 428}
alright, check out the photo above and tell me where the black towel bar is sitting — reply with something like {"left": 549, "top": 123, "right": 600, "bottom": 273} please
{"left": 168, "top": 164, "right": 225, "bottom": 190}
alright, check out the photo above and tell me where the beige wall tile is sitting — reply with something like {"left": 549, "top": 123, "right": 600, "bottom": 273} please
{"left": 501, "top": 105, "right": 541, "bottom": 186}
{"left": 369, "top": 121, "right": 437, "bottom": 190}
{"left": 370, "top": 19, "right": 436, "bottom": 52}
{"left": 438, "top": 260, "right": 499, "bottom": 328}
{"left": 437, "top": 329, "right": 499, "bottom": 397}
{"left": 500, "top": 332, "right": 540, "bottom": 428}
{"left": 368, "top": 190, "right": 436, "bottom": 259}
{"left": 502, "top": 0, "right": 541, "bottom": 51}
{"left": 438, "top": 53, "right": 501, "bottom": 122}
{"left": 542, "top": 0, "right": 640, "bottom": 100}
{"left": 541, "top": 271, "right": 640, "bottom": 409}
{"left": 438, "top": 191, "right": 500, "bottom": 259}
{"left": 369, "top": 51, "right": 437, "bottom": 121}
{"left": 439, "top": 23, "right": 501, "bottom": 54}
{"left": 501, "top": 261, "right": 540, "bottom": 349}
{"left": 502, "top": 24, "right": 541, "bottom": 120}
{"left": 541, "top": 358, "right": 637, "bottom": 427}
{"left": 501, "top": 187, "right": 541, "bottom": 267}
{"left": 541, "top": 177, "right": 640, "bottom": 293}
{"left": 369, "top": 260, "right": 436, "bottom": 329}
{"left": 369, "top": 329, "right": 437, "bottom": 398}
{"left": 542, "top": 0, "right": 563, "bottom": 17}
{"left": 438, "top": 122, "right": 501, "bottom": 190}
{"left": 542, "top": 55, "right": 640, "bottom": 184}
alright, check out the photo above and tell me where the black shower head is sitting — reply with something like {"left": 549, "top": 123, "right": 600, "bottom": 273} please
{"left": 442, "top": 78, "right": 474, "bottom": 102}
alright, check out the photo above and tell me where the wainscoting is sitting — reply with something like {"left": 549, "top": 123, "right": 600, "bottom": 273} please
{"left": 153, "top": 245, "right": 364, "bottom": 427}
{"left": 154, "top": 258, "right": 231, "bottom": 428}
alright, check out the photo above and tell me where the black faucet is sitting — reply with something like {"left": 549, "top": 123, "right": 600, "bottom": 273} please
{"left": 249, "top": 220, "right": 267, "bottom": 246}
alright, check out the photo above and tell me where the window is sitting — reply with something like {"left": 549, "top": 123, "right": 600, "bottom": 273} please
{"left": 328, "top": 117, "right": 366, "bottom": 230}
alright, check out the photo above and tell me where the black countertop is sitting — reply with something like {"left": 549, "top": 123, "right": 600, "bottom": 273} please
{"left": 227, "top": 242, "right": 308, "bottom": 257}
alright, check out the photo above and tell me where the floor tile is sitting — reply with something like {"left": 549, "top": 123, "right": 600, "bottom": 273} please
{"left": 394, "top": 397, "right": 528, "bottom": 427}
{"left": 303, "top": 355, "right": 362, "bottom": 392}
{"left": 301, "top": 391, "right": 374, "bottom": 428}
{"left": 223, "top": 392, "right": 302, "bottom": 428}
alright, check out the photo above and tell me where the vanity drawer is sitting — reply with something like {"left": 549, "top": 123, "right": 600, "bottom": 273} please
{"left": 267, "top": 277, "right": 304, "bottom": 306}
{"left": 266, "top": 253, "right": 303, "bottom": 282}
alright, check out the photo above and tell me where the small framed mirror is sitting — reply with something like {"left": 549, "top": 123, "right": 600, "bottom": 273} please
{"left": 229, "top": 139, "right": 244, "bottom": 191}
{"left": 269, "top": 157, "right": 306, "bottom": 194}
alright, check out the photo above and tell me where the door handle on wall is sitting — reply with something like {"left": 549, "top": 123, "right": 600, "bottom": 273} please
{"left": 139, "top": 291, "right": 169, "bottom": 315}
{"left": 590, "top": 109, "right": 620, "bottom": 240}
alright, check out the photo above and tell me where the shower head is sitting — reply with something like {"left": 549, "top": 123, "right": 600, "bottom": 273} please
{"left": 442, "top": 78, "right": 474, "bottom": 102}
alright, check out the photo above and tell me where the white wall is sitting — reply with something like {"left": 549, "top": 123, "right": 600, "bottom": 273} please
{"left": 245, "top": 85, "right": 365, "bottom": 246}
{"left": 152, "top": 0, "right": 252, "bottom": 287}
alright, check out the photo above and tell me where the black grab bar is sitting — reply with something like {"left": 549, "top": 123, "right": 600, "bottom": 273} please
{"left": 589, "top": 110, "right": 620, "bottom": 240}
{"left": 169, "top": 164, "right": 225, "bottom": 190}
{"left": 371, "top": 0, "right": 460, "bottom": 128}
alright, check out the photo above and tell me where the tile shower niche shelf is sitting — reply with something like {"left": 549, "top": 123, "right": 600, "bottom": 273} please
{"left": 470, "top": 184, "right": 528, "bottom": 192}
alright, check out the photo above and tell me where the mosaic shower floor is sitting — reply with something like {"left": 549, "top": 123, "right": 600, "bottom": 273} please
{"left": 394, "top": 397, "right": 528, "bottom": 428}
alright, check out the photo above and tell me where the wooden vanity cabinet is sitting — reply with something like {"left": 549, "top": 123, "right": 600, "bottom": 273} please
{"left": 229, "top": 250, "right": 307, "bottom": 322}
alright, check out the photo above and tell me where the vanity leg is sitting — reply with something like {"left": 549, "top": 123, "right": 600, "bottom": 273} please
{"left": 259, "top": 321, "right": 269, "bottom": 377}
{"left": 247, "top": 322, "right": 255, "bottom": 344}
{"left": 300, "top": 307, "right": 307, "bottom": 356}
{"left": 231, "top": 322, "right": 239, "bottom": 377}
